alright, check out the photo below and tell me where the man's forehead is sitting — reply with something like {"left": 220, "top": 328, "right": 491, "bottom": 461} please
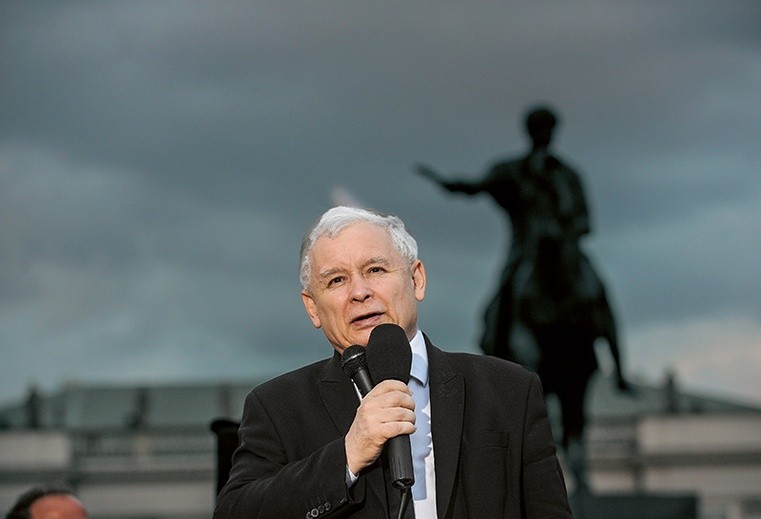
{"left": 310, "top": 226, "right": 404, "bottom": 271}
{"left": 313, "top": 223, "right": 391, "bottom": 252}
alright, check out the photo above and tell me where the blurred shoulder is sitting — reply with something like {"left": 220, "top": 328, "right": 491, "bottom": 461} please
{"left": 487, "top": 155, "right": 524, "bottom": 176}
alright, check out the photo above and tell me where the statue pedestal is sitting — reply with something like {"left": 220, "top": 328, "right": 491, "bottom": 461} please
{"left": 569, "top": 492, "right": 698, "bottom": 519}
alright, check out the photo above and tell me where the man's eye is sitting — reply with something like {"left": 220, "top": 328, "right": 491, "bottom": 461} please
{"left": 327, "top": 276, "right": 345, "bottom": 287}
{"left": 368, "top": 266, "right": 385, "bottom": 275}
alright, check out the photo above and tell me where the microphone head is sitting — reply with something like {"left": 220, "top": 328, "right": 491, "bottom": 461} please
{"left": 341, "top": 345, "right": 368, "bottom": 379}
{"left": 366, "top": 323, "right": 412, "bottom": 383}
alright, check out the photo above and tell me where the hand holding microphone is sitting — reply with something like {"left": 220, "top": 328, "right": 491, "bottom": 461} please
{"left": 343, "top": 378, "right": 415, "bottom": 476}
{"left": 342, "top": 324, "right": 416, "bottom": 489}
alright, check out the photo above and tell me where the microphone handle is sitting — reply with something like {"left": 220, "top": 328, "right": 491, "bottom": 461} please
{"left": 345, "top": 356, "right": 415, "bottom": 489}
{"left": 387, "top": 434, "right": 414, "bottom": 489}
{"left": 351, "top": 368, "right": 374, "bottom": 397}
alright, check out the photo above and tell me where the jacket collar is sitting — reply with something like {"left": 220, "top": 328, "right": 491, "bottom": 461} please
{"left": 425, "top": 335, "right": 465, "bottom": 519}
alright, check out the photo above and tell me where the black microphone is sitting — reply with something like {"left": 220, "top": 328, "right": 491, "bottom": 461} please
{"left": 341, "top": 345, "right": 374, "bottom": 396}
{"left": 340, "top": 324, "right": 415, "bottom": 490}
{"left": 366, "top": 323, "right": 414, "bottom": 490}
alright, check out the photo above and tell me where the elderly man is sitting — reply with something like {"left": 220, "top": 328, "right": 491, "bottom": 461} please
{"left": 214, "top": 206, "right": 571, "bottom": 518}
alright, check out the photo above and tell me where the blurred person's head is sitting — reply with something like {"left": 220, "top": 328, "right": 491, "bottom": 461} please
{"left": 5, "top": 485, "right": 87, "bottom": 519}
{"left": 524, "top": 105, "right": 558, "bottom": 149}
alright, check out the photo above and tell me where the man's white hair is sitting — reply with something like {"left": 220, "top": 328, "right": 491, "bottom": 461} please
{"left": 299, "top": 206, "right": 418, "bottom": 290}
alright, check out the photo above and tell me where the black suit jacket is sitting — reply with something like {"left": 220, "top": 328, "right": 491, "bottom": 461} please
{"left": 214, "top": 336, "right": 572, "bottom": 518}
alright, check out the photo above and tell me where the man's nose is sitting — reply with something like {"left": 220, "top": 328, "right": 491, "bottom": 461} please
{"left": 349, "top": 274, "right": 372, "bottom": 301}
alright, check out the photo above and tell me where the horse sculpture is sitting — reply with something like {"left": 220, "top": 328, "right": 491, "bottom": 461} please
{"left": 489, "top": 231, "right": 628, "bottom": 491}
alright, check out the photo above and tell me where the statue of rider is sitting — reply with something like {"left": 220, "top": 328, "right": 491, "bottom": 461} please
{"left": 417, "top": 105, "right": 629, "bottom": 492}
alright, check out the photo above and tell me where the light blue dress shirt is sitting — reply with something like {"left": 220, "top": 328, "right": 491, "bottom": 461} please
{"left": 408, "top": 329, "right": 437, "bottom": 517}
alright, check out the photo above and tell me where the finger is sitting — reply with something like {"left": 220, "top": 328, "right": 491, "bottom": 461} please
{"left": 370, "top": 379, "right": 410, "bottom": 394}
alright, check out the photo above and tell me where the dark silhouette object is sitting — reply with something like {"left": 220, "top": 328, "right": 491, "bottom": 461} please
{"left": 417, "top": 105, "right": 630, "bottom": 492}
{"left": 6, "top": 485, "right": 88, "bottom": 519}
{"left": 210, "top": 419, "right": 240, "bottom": 497}
{"left": 25, "top": 385, "right": 41, "bottom": 430}
{"left": 663, "top": 370, "right": 681, "bottom": 414}
{"left": 126, "top": 387, "right": 151, "bottom": 430}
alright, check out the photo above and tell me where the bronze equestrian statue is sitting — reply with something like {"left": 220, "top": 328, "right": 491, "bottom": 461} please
{"left": 417, "top": 106, "right": 630, "bottom": 492}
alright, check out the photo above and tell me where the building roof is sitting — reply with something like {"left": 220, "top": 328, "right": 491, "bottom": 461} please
{"left": 1, "top": 371, "right": 759, "bottom": 431}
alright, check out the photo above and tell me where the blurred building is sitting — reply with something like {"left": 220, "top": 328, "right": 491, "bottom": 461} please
{"left": 1, "top": 373, "right": 760, "bottom": 519}
{"left": 0, "top": 381, "right": 252, "bottom": 519}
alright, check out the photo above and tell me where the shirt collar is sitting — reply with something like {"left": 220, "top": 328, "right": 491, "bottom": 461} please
{"left": 409, "top": 329, "right": 429, "bottom": 387}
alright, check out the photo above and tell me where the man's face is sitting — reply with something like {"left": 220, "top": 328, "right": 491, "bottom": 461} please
{"left": 30, "top": 495, "right": 88, "bottom": 519}
{"left": 301, "top": 222, "right": 426, "bottom": 353}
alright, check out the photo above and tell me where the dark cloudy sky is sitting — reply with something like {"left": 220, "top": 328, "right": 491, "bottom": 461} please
{"left": 2, "top": 1, "right": 760, "bottom": 407}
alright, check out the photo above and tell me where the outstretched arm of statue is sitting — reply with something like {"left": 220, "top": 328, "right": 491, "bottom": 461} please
{"left": 414, "top": 163, "right": 482, "bottom": 195}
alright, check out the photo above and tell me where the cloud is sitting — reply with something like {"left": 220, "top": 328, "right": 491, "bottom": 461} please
{"left": 630, "top": 314, "right": 761, "bottom": 404}
{"left": 1, "top": 0, "right": 760, "bottom": 407}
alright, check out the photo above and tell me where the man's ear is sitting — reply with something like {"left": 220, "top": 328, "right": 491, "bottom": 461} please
{"left": 301, "top": 291, "right": 322, "bottom": 328}
{"left": 411, "top": 260, "right": 426, "bottom": 302}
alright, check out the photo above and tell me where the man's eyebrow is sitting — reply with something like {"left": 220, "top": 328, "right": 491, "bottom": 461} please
{"left": 316, "top": 267, "right": 344, "bottom": 281}
{"left": 316, "top": 257, "right": 394, "bottom": 281}
{"left": 364, "top": 256, "right": 391, "bottom": 267}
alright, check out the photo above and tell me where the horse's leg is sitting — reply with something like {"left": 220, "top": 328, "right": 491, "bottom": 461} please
{"left": 558, "top": 369, "right": 593, "bottom": 494}
{"left": 566, "top": 437, "right": 589, "bottom": 495}
{"left": 594, "top": 291, "right": 629, "bottom": 390}
{"left": 479, "top": 290, "right": 502, "bottom": 357}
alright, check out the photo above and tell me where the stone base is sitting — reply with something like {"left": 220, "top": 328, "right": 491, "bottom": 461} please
{"left": 569, "top": 492, "right": 698, "bottom": 519}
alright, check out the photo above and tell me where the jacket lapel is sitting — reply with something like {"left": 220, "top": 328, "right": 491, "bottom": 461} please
{"left": 426, "top": 338, "right": 464, "bottom": 519}
{"left": 318, "top": 351, "right": 390, "bottom": 516}
{"left": 319, "top": 352, "right": 358, "bottom": 433}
